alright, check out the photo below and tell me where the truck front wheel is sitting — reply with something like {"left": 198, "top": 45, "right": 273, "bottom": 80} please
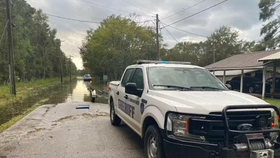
{"left": 110, "top": 101, "right": 121, "bottom": 126}
{"left": 144, "top": 125, "right": 165, "bottom": 158}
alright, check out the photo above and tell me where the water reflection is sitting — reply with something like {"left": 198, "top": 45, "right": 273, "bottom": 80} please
{"left": 65, "top": 80, "right": 91, "bottom": 103}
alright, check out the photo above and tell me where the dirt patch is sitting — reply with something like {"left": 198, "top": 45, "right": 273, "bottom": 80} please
{"left": 96, "top": 112, "right": 109, "bottom": 116}
{"left": 54, "top": 116, "right": 76, "bottom": 122}
{"left": 42, "top": 104, "right": 58, "bottom": 117}
{"left": 27, "top": 128, "right": 46, "bottom": 135}
{"left": 81, "top": 113, "right": 95, "bottom": 119}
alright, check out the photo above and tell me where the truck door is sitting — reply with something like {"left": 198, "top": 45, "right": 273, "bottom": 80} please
{"left": 126, "top": 68, "right": 144, "bottom": 132}
{"left": 116, "top": 68, "right": 135, "bottom": 121}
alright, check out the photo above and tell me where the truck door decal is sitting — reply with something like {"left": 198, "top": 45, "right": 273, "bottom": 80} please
{"left": 118, "top": 99, "right": 135, "bottom": 118}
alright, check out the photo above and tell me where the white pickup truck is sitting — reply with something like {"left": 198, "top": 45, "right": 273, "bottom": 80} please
{"left": 108, "top": 60, "right": 280, "bottom": 158}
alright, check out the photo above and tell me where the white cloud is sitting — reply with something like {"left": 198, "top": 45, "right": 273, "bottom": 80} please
{"left": 25, "top": 0, "right": 265, "bottom": 69}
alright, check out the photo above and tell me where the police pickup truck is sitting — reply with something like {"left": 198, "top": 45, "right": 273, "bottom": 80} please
{"left": 108, "top": 60, "right": 280, "bottom": 158}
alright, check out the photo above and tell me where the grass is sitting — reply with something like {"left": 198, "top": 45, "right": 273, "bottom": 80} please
{"left": 0, "top": 98, "right": 50, "bottom": 133}
{"left": 0, "top": 78, "right": 67, "bottom": 99}
{"left": 265, "top": 98, "right": 280, "bottom": 107}
{"left": 0, "top": 77, "right": 73, "bottom": 131}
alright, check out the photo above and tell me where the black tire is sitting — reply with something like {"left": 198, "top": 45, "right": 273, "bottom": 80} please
{"left": 144, "top": 125, "right": 165, "bottom": 158}
{"left": 91, "top": 97, "right": 95, "bottom": 103}
{"left": 110, "top": 101, "right": 121, "bottom": 126}
{"left": 248, "top": 86, "right": 254, "bottom": 93}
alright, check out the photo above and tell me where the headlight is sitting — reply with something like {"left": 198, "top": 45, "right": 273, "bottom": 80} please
{"left": 166, "top": 112, "right": 205, "bottom": 140}
{"left": 167, "top": 113, "right": 190, "bottom": 137}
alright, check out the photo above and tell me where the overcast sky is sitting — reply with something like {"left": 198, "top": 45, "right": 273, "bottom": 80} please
{"left": 25, "top": 0, "right": 264, "bottom": 70}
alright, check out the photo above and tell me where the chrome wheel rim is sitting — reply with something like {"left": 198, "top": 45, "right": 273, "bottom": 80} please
{"left": 147, "top": 135, "right": 157, "bottom": 158}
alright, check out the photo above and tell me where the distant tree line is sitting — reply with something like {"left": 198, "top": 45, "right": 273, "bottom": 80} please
{"left": 0, "top": 0, "right": 76, "bottom": 84}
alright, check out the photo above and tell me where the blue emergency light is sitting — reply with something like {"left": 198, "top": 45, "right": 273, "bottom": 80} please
{"left": 136, "top": 60, "right": 191, "bottom": 65}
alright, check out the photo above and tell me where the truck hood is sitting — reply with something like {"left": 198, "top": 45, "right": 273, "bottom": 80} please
{"left": 149, "top": 90, "right": 269, "bottom": 114}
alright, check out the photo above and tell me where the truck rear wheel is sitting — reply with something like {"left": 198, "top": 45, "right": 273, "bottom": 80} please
{"left": 110, "top": 101, "right": 121, "bottom": 126}
{"left": 144, "top": 125, "right": 165, "bottom": 158}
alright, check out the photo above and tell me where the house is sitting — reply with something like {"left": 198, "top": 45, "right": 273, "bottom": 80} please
{"left": 205, "top": 49, "right": 280, "bottom": 99}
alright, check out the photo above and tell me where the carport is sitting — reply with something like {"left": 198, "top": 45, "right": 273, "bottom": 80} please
{"left": 205, "top": 50, "right": 280, "bottom": 99}
{"left": 258, "top": 51, "right": 280, "bottom": 98}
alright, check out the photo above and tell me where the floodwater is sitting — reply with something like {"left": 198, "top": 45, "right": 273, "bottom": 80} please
{"left": 65, "top": 80, "right": 91, "bottom": 103}
{"left": 0, "top": 79, "right": 105, "bottom": 126}
{"left": 47, "top": 79, "right": 107, "bottom": 104}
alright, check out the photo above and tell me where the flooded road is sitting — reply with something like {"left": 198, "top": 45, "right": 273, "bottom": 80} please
{"left": 65, "top": 80, "right": 91, "bottom": 103}
{"left": 0, "top": 79, "right": 143, "bottom": 158}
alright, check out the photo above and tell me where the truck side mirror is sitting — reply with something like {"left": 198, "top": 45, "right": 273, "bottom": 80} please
{"left": 225, "top": 84, "right": 232, "bottom": 90}
{"left": 125, "top": 82, "right": 142, "bottom": 97}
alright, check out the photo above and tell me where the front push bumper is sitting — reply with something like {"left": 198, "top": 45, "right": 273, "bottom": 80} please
{"left": 163, "top": 105, "right": 280, "bottom": 158}
{"left": 163, "top": 138, "right": 280, "bottom": 158}
{"left": 163, "top": 138, "right": 217, "bottom": 158}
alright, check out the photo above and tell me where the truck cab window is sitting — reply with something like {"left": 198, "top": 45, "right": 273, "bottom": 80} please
{"left": 130, "top": 68, "right": 144, "bottom": 90}
{"left": 121, "top": 69, "right": 134, "bottom": 87}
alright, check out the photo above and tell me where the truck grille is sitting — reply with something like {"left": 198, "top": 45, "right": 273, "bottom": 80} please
{"left": 189, "top": 110, "right": 273, "bottom": 143}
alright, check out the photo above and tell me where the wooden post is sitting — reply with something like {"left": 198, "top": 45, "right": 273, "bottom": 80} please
{"left": 240, "top": 70, "right": 244, "bottom": 92}
{"left": 272, "top": 62, "right": 276, "bottom": 98}
{"left": 223, "top": 71, "right": 226, "bottom": 84}
{"left": 262, "top": 66, "right": 266, "bottom": 100}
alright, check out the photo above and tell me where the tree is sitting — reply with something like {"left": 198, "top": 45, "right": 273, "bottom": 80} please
{"left": 163, "top": 26, "right": 254, "bottom": 67}
{"left": 0, "top": 0, "right": 76, "bottom": 83}
{"left": 80, "top": 15, "right": 161, "bottom": 81}
{"left": 162, "top": 42, "right": 204, "bottom": 65}
{"left": 258, "top": 0, "right": 280, "bottom": 49}
{"left": 199, "top": 26, "right": 253, "bottom": 66}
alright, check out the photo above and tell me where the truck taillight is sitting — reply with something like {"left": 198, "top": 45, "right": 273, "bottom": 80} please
{"left": 272, "top": 121, "right": 275, "bottom": 127}
{"left": 272, "top": 114, "right": 280, "bottom": 128}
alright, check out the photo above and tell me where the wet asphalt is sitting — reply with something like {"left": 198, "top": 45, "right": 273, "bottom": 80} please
{"left": 0, "top": 80, "right": 144, "bottom": 158}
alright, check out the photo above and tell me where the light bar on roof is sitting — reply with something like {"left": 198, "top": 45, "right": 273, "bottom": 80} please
{"left": 136, "top": 60, "right": 191, "bottom": 65}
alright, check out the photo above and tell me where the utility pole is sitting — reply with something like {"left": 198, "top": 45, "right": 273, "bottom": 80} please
{"left": 59, "top": 40, "right": 64, "bottom": 84}
{"left": 43, "top": 49, "right": 46, "bottom": 79}
{"left": 59, "top": 48, "right": 63, "bottom": 84}
{"left": 213, "top": 45, "right": 215, "bottom": 63}
{"left": 6, "top": 0, "right": 16, "bottom": 95}
{"left": 69, "top": 56, "right": 72, "bottom": 82}
{"left": 212, "top": 42, "right": 216, "bottom": 63}
{"left": 156, "top": 14, "right": 160, "bottom": 60}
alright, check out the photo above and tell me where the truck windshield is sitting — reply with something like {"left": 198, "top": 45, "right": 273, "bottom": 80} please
{"left": 147, "top": 67, "right": 227, "bottom": 91}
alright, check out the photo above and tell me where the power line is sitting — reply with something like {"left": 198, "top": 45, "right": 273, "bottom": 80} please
{"left": 122, "top": 0, "right": 155, "bottom": 15}
{"left": 0, "top": 21, "right": 8, "bottom": 45}
{"left": 160, "top": 21, "right": 179, "bottom": 43}
{"left": 46, "top": 13, "right": 100, "bottom": 23}
{"left": 162, "top": 0, "right": 228, "bottom": 29}
{"left": 161, "top": 21, "right": 208, "bottom": 38}
{"left": 161, "top": 0, "right": 207, "bottom": 20}
{"left": 79, "top": 0, "right": 132, "bottom": 14}
{"left": 46, "top": 13, "right": 153, "bottom": 25}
